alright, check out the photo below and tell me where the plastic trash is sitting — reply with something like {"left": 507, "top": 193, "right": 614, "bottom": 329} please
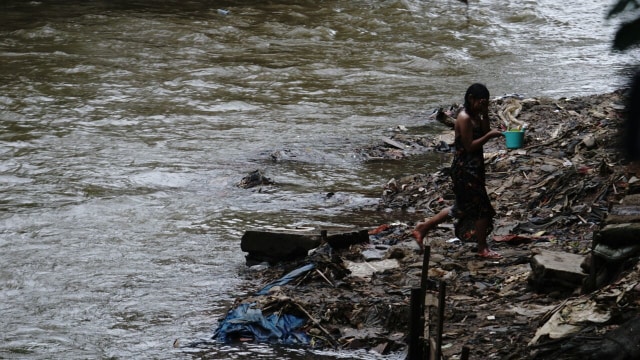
{"left": 255, "top": 263, "right": 315, "bottom": 295}
{"left": 212, "top": 263, "right": 317, "bottom": 345}
{"left": 213, "top": 303, "right": 309, "bottom": 345}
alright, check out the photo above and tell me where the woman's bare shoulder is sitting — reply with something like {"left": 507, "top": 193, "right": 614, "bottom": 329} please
{"left": 456, "top": 109, "right": 471, "bottom": 121}
{"left": 456, "top": 110, "right": 471, "bottom": 128}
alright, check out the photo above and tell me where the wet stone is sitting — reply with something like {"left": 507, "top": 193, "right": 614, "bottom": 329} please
{"left": 529, "top": 250, "right": 587, "bottom": 290}
{"left": 539, "top": 164, "right": 557, "bottom": 173}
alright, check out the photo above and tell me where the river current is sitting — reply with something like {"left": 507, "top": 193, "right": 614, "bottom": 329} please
{"left": 0, "top": 0, "right": 638, "bottom": 359}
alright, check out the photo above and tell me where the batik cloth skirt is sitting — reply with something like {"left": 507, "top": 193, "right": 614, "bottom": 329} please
{"left": 448, "top": 148, "right": 495, "bottom": 243}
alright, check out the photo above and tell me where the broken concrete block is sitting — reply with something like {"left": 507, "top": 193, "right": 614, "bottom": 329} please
{"left": 604, "top": 212, "right": 640, "bottom": 225}
{"left": 241, "top": 229, "right": 322, "bottom": 265}
{"left": 325, "top": 230, "right": 369, "bottom": 249}
{"left": 595, "top": 223, "right": 640, "bottom": 247}
{"left": 529, "top": 250, "right": 587, "bottom": 290}
{"left": 622, "top": 193, "right": 640, "bottom": 205}
{"left": 587, "top": 194, "right": 640, "bottom": 291}
{"left": 343, "top": 259, "right": 399, "bottom": 279}
{"left": 604, "top": 194, "right": 640, "bottom": 224}
{"left": 593, "top": 243, "right": 640, "bottom": 262}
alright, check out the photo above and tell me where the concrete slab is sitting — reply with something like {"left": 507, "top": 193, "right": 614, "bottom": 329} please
{"left": 529, "top": 250, "right": 587, "bottom": 289}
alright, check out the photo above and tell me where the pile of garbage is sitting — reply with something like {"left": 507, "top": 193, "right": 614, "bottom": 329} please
{"left": 376, "top": 91, "right": 633, "bottom": 255}
{"left": 207, "top": 89, "right": 640, "bottom": 359}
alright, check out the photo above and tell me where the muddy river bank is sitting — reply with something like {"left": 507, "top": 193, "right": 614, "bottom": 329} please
{"left": 205, "top": 88, "right": 640, "bottom": 360}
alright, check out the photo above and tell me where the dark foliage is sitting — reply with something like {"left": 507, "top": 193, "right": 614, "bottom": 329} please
{"left": 608, "top": 0, "right": 640, "bottom": 50}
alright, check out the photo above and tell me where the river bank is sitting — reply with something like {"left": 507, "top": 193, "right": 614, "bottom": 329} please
{"left": 205, "top": 88, "right": 640, "bottom": 359}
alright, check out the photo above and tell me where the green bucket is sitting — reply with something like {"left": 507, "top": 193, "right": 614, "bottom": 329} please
{"left": 504, "top": 130, "right": 524, "bottom": 149}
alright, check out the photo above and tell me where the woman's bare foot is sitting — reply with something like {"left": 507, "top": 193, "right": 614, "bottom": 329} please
{"left": 477, "top": 248, "right": 502, "bottom": 259}
{"left": 410, "top": 209, "right": 450, "bottom": 254}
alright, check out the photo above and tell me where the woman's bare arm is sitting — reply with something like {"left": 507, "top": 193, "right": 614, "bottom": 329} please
{"left": 456, "top": 111, "right": 503, "bottom": 153}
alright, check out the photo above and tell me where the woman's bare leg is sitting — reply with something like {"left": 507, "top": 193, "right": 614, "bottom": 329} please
{"left": 475, "top": 217, "right": 501, "bottom": 258}
{"left": 412, "top": 207, "right": 451, "bottom": 252}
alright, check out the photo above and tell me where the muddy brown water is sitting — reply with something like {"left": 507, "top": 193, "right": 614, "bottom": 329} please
{"left": 0, "top": 0, "right": 637, "bottom": 358}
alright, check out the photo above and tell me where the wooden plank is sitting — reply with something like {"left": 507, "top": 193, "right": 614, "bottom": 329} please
{"left": 435, "top": 281, "right": 446, "bottom": 360}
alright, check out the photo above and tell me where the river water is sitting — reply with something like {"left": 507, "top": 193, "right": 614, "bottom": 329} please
{"left": 0, "top": 0, "right": 637, "bottom": 359}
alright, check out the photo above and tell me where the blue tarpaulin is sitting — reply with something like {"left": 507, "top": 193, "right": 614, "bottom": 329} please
{"left": 213, "top": 263, "right": 316, "bottom": 345}
{"left": 213, "top": 302, "right": 309, "bottom": 344}
{"left": 256, "top": 263, "right": 316, "bottom": 295}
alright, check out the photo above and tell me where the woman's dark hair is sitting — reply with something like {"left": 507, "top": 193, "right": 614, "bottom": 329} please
{"left": 464, "top": 83, "right": 490, "bottom": 117}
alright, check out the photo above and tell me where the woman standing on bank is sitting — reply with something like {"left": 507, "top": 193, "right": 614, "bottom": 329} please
{"left": 413, "top": 83, "right": 504, "bottom": 259}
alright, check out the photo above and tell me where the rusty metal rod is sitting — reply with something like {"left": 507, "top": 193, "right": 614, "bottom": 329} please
{"left": 461, "top": 346, "right": 470, "bottom": 360}
{"left": 407, "top": 288, "right": 424, "bottom": 360}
